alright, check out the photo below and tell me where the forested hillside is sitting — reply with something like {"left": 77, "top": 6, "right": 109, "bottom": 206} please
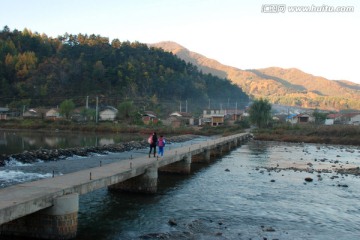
{"left": 151, "top": 41, "right": 360, "bottom": 111}
{"left": 0, "top": 26, "right": 249, "bottom": 115}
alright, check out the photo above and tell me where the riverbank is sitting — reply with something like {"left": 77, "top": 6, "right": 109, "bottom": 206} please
{"left": 0, "top": 120, "right": 245, "bottom": 165}
{"left": 252, "top": 124, "right": 360, "bottom": 146}
{"left": 0, "top": 119, "right": 244, "bottom": 136}
{"left": 0, "top": 135, "right": 200, "bottom": 166}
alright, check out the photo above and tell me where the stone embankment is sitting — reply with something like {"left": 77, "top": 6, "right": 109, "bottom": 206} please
{"left": 0, "top": 135, "right": 198, "bottom": 167}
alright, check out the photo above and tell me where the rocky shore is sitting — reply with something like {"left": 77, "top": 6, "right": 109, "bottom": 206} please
{"left": 0, "top": 135, "right": 198, "bottom": 167}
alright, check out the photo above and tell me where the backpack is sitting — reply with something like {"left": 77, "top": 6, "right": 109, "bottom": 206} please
{"left": 158, "top": 138, "right": 165, "bottom": 147}
{"left": 148, "top": 135, "right": 153, "bottom": 144}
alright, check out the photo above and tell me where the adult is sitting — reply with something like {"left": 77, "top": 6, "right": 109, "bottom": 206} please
{"left": 148, "top": 132, "right": 158, "bottom": 158}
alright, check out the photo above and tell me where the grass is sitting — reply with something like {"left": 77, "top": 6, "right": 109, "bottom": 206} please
{"left": 0, "top": 119, "right": 245, "bottom": 137}
{"left": 3, "top": 119, "right": 358, "bottom": 145}
{"left": 252, "top": 124, "right": 360, "bottom": 146}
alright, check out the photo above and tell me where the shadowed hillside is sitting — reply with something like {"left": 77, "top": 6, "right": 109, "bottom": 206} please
{"left": 0, "top": 28, "right": 249, "bottom": 115}
{"left": 150, "top": 41, "right": 360, "bottom": 111}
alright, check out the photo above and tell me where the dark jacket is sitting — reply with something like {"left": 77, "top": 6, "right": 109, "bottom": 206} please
{"left": 151, "top": 134, "right": 158, "bottom": 147}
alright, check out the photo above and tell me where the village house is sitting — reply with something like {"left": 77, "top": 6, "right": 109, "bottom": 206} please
{"left": 286, "top": 113, "right": 315, "bottom": 124}
{"left": 71, "top": 108, "right": 87, "bottom": 122}
{"left": 0, "top": 107, "right": 9, "bottom": 120}
{"left": 99, "top": 106, "right": 118, "bottom": 121}
{"left": 23, "top": 108, "right": 48, "bottom": 119}
{"left": 45, "top": 108, "right": 62, "bottom": 120}
{"left": 326, "top": 112, "right": 360, "bottom": 125}
{"left": 201, "top": 109, "right": 225, "bottom": 126}
{"left": 142, "top": 111, "right": 158, "bottom": 125}
{"left": 164, "top": 115, "right": 182, "bottom": 128}
{"left": 325, "top": 113, "right": 342, "bottom": 125}
{"left": 223, "top": 109, "right": 244, "bottom": 125}
{"left": 341, "top": 112, "right": 360, "bottom": 125}
{"left": 169, "top": 111, "right": 194, "bottom": 126}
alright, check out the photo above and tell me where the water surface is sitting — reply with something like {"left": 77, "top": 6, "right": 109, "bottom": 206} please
{"left": 1, "top": 140, "right": 360, "bottom": 239}
{"left": 76, "top": 141, "right": 360, "bottom": 239}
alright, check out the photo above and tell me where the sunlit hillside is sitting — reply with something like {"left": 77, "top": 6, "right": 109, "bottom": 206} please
{"left": 150, "top": 41, "right": 360, "bottom": 111}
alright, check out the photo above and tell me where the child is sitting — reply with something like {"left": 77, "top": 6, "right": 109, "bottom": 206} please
{"left": 157, "top": 135, "right": 166, "bottom": 157}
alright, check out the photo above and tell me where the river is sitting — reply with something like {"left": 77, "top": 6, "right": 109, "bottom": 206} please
{"left": 0, "top": 129, "right": 144, "bottom": 156}
{"left": 1, "top": 133, "right": 360, "bottom": 239}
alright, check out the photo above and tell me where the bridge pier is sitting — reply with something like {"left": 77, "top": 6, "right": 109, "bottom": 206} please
{"left": 159, "top": 153, "right": 192, "bottom": 174}
{"left": 0, "top": 193, "right": 79, "bottom": 240}
{"left": 191, "top": 148, "right": 211, "bottom": 163}
{"left": 233, "top": 138, "right": 239, "bottom": 147}
{"left": 108, "top": 165, "right": 158, "bottom": 194}
{"left": 211, "top": 145, "right": 223, "bottom": 158}
{"left": 224, "top": 142, "right": 232, "bottom": 152}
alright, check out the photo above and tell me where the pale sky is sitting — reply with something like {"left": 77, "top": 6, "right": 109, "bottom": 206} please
{"left": 1, "top": 0, "right": 359, "bottom": 83}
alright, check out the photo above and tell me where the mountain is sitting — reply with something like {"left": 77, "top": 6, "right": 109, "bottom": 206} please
{"left": 149, "top": 41, "right": 360, "bottom": 111}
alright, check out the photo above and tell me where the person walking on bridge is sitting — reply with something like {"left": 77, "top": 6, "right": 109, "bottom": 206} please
{"left": 157, "top": 135, "right": 166, "bottom": 157}
{"left": 148, "top": 132, "right": 158, "bottom": 158}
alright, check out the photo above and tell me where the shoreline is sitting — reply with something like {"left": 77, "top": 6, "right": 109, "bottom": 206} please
{"left": 252, "top": 124, "right": 360, "bottom": 146}
{"left": 0, "top": 134, "right": 199, "bottom": 166}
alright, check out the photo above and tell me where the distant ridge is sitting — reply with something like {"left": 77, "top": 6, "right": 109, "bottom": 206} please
{"left": 150, "top": 41, "right": 360, "bottom": 111}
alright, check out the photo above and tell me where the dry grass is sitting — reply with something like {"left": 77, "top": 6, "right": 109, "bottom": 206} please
{"left": 253, "top": 124, "right": 360, "bottom": 146}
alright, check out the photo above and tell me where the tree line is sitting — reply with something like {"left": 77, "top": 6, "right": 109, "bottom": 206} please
{"left": 0, "top": 26, "right": 249, "bottom": 117}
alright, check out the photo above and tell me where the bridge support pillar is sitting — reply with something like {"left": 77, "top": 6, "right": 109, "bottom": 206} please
{"left": 108, "top": 165, "right": 158, "bottom": 194}
{"left": 233, "top": 138, "right": 239, "bottom": 147}
{"left": 211, "top": 145, "right": 223, "bottom": 158}
{"left": 224, "top": 142, "right": 231, "bottom": 152}
{"left": 0, "top": 193, "right": 79, "bottom": 240}
{"left": 159, "top": 153, "right": 192, "bottom": 174}
{"left": 192, "top": 148, "right": 211, "bottom": 163}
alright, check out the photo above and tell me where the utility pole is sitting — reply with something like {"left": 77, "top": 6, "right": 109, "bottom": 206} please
{"left": 186, "top": 100, "right": 188, "bottom": 113}
{"left": 236, "top": 101, "right": 238, "bottom": 114}
{"left": 96, "top": 96, "right": 99, "bottom": 124}
{"left": 86, "top": 96, "right": 89, "bottom": 109}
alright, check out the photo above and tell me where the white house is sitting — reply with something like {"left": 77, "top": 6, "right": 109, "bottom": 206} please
{"left": 325, "top": 113, "right": 342, "bottom": 125}
{"left": 324, "top": 119, "right": 334, "bottom": 125}
{"left": 99, "top": 106, "right": 118, "bottom": 121}
{"left": 349, "top": 113, "right": 360, "bottom": 125}
{"left": 46, "top": 108, "right": 61, "bottom": 120}
{"left": 343, "top": 113, "right": 360, "bottom": 125}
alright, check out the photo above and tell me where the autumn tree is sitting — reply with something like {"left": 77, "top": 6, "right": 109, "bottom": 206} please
{"left": 15, "top": 51, "right": 38, "bottom": 80}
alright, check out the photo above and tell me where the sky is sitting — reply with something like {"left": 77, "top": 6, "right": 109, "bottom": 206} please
{"left": 1, "top": 0, "right": 360, "bottom": 83}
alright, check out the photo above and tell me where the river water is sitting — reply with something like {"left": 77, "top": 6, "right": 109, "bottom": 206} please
{"left": 1, "top": 135, "right": 360, "bottom": 239}
{"left": 0, "top": 130, "right": 143, "bottom": 156}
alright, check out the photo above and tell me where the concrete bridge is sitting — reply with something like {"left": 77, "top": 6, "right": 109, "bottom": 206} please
{"left": 0, "top": 133, "right": 250, "bottom": 239}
